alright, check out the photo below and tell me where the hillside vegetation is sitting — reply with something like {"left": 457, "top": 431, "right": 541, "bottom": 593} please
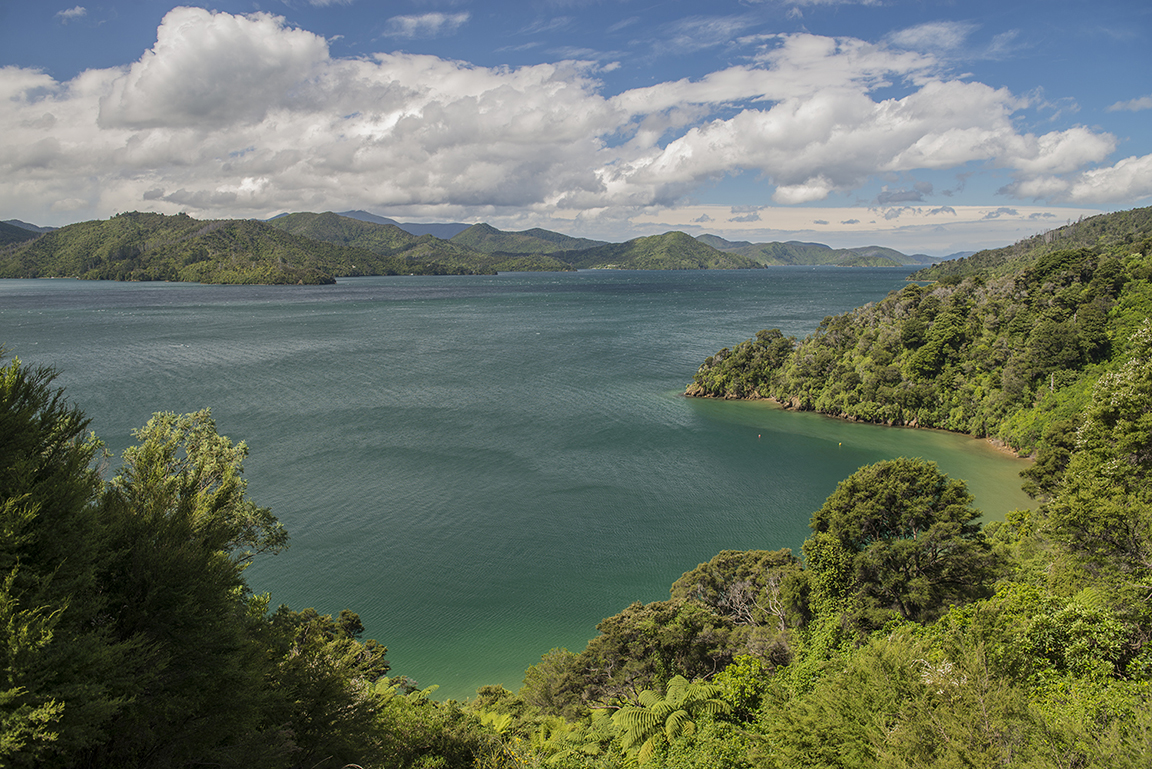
{"left": 698, "top": 235, "right": 928, "bottom": 267}
{"left": 688, "top": 206, "right": 1152, "bottom": 460}
{"left": 0, "top": 212, "right": 503, "bottom": 284}
{"left": 267, "top": 212, "right": 576, "bottom": 273}
{"left": 911, "top": 206, "right": 1152, "bottom": 280}
{"left": 449, "top": 222, "right": 606, "bottom": 255}
{"left": 2, "top": 210, "right": 938, "bottom": 283}
{"left": 0, "top": 221, "right": 40, "bottom": 247}
{"left": 558, "top": 231, "right": 762, "bottom": 270}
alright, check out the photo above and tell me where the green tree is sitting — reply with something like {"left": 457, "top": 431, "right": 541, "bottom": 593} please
{"left": 711, "top": 654, "right": 772, "bottom": 722}
{"left": 808, "top": 458, "right": 1000, "bottom": 629}
{"left": 1048, "top": 319, "right": 1152, "bottom": 595}
{"left": 371, "top": 680, "right": 498, "bottom": 769}
{"left": 264, "top": 606, "right": 391, "bottom": 768}
{"left": 0, "top": 354, "right": 125, "bottom": 765}
{"left": 85, "top": 409, "right": 291, "bottom": 767}
{"left": 670, "top": 549, "right": 805, "bottom": 630}
{"left": 108, "top": 409, "right": 288, "bottom": 564}
{"left": 570, "top": 600, "right": 737, "bottom": 706}
{"left": 670, "top": 549, "right": 807, "bottom": 668}
{"left": 520, "top": 648, "right": 586, "bottom": 720}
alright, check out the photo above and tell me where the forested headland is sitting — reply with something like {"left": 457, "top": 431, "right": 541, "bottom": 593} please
{"left": 4, "top": 206, "right": 1152, "bottom": 767}
{"left": 687, "top": 206, "right": 1152, "bottom": 460}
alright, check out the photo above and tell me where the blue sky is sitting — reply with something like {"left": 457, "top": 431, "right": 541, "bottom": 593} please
{"left": 2, "top": 0, "right": 1150, "bottom": 253}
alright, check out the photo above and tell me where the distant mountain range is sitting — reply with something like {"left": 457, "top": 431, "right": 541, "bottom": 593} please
{"left": 266, "top": 212, "right": 575, "bottom": 274}
{"left": 3, "top": 219, "right": 57, "bottom": 234}
{"left": 270, "top": 210, "right": 473, "bottom": 239}
{"left": 449, "top": 222, "right": 606, "bottom": 254}
{"left": 0, "top": 220, "right": 48, "bottom": 247}
{"left": 696, "top": 235, "right": 944, "bottom": 267}
{"left": 1, "top": 210, "right": 950, "bottom": 284}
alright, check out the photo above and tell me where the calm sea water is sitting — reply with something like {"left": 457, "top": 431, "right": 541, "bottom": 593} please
{"left": 0, "top": 269, "right": 1031, "bottom": 699}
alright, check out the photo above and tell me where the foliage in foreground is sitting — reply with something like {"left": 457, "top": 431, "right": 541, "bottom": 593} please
{"left": 0, "top": 355, "right": 498, "bottom": 767}
{"left": 482, "top": 324, "right": 1152, "bottom": 768}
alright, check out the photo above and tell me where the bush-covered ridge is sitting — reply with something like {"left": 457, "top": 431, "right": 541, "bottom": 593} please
{"left": 697, "top": 234, "right": 928, "bottom": 267}
{"left": 687, "top": 205, "right": 1152, "bottom": 458}
{"left": 911, "top": 205, "right": 1152, "bottom": 280}
{"left": 557, "top": 231, "right": 763, "bottom": 270}
{"left": 0, "top": 221, "right": 40, "bottom": 247}
{"left": 266, "top": 212, "right": 579, "bottom": 273}
{"left": 0, "top": 211, "right": 530, "bottom": 283}
{"left": 449, "top": 222, "right": 607, "bottom": 255}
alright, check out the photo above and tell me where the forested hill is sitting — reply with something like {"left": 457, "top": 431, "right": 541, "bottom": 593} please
{"left": 266, "top": 212, "right": 576, "bottom": 273}
{"left": 449, "top": 222, "right": 607, "bottom": 255}
{"left": 0, "top": 212, "right": 588, "bottom": 283}
{"left": 556, "top": 231, "right": 762, "bottom": 269}
{"left": 0, "top": 220, "right": 41, "bottom": 247}
{"left": 687, "top": 204, "right": 1152, "bottom": 460}
{"left": 0, "top": 211, "right": 517, "bottom": 284}
{"left": 697, "top": 234, "right": 927, "bottom": 267}
{"left": 911, "top": 206, "right": 1152, "bottom": 280}
{"left": 2, "top": 210, "right": 947, "bottom": 281}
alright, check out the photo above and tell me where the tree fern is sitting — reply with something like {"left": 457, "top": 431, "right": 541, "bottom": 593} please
{"left": 611, "top": 675, "right": 732, "bottom": 763}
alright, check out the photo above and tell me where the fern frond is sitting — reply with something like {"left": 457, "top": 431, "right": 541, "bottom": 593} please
{"left": 665, "top": 709, "right": 691, "bottom": 739}
{"left": 664, "top": 675, "right": 690, "bottom": 706}
{"left": 696, "top": 697, "right": 732, "bottom": 717}
{"left": 636, "top": 736, "right": 658, "bottom": 764}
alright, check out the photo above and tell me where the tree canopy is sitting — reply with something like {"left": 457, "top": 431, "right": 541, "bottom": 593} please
{"left": 808, "top": 458, "right": 999, "bottom": 627}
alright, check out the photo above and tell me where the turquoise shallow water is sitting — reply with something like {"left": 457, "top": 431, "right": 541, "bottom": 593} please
{"left": 0, "top": 269, "right": 1032, "bottom": 699}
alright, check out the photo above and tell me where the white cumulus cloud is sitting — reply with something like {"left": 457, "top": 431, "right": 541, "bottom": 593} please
{"left": 98, "top": 8, "right": 330, "bottom": 129}
{"left": 385, "top": 13, "right": 470, "bottom": 39}
{"left": 55, "top": 6, "right": 87, "bottom": 23}
{"left": 1108, "top": 94, "right": 1152, "bottom": 112}
{"left": 0, "top": 9, "right": 1139, "bottom": 225}
{"left": 1009, "top": 154, "right": 1152, "bottom": 204}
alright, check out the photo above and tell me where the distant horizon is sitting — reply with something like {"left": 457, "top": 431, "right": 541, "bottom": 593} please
{"left": 4, "top": 200, "right": 1128, "bottom": 259}
{"left": 8, "top": 206, "right": 1021, "bottom": 259}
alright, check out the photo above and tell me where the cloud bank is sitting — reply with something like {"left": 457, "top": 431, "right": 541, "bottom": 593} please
{"left": 2, "top": 7, "right": 1149, "bottom": 228}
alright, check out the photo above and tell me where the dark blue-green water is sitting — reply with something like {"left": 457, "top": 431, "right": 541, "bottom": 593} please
{"left": 0, "top": 269, "right": 1031, "bottom": 699}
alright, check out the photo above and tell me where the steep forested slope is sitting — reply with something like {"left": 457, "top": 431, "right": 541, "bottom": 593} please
{"left": 687, "top": 206, "right": 1152, "bottom": 458}
{"left": 0, "top": 221, "right": 40, "bottom": 247}
{"left": 912, "top": 206, "right": 1152, "bottom": 280}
